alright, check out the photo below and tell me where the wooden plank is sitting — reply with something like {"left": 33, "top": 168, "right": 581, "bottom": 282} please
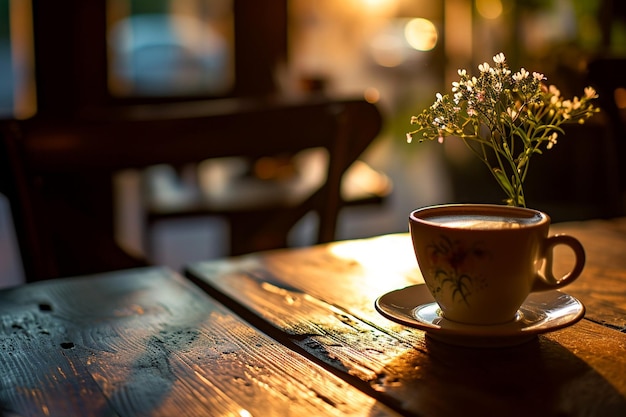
{"left": 186, "top": 234, "right": 626, "bottom": 417}
{"left": 0, "top": 267, "right": 399, "bottom": 417}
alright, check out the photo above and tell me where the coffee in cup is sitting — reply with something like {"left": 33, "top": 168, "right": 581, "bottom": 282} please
{"left": 409, "top": 204, "right": 585, "bottom": 325}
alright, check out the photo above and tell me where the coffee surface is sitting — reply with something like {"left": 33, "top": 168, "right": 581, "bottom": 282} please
{"left": 424, "top": 214, "right": 541, "bottom": 229}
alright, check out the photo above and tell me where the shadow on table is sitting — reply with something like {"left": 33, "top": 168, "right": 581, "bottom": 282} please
{"left": 379, "top": 336, "right": 626, "bottom": 417}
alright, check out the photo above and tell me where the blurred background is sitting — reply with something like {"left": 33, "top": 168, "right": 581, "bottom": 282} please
{"left": 1, "top": 0, "right": 625, "bottom": 286}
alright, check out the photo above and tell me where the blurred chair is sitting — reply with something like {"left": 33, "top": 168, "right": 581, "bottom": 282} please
{"left": 0, "top": 96, "right": 385, "bottom": 282}
{"left": 142, "top": 146, "right": 391, "bottom": 259}
{"left": 0, "top": 119, "right": 149, "bottom": 282}
{"left": 139, "top": 97, "right": 389, "bottom": 258}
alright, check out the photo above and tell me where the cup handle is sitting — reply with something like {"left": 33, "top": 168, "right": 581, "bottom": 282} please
{"left": 532, "top": 234, "right": 586, "bottom": 292}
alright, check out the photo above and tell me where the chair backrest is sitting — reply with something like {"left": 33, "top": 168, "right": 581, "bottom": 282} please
{"left": 0, "top": 96, "right": 382, "bottom": 281}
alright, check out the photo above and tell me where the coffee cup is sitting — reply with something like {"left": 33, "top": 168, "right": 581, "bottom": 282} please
{"left": 409, "top": 204, "right": 585, "bottom": 325}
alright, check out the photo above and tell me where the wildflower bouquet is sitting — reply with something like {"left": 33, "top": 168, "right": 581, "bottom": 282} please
{"left": 407, "top": 52, "right": 600, "bottom": 207}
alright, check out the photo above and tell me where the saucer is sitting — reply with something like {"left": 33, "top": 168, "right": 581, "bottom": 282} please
{"left": 375, "top": 284, "right": 585, "bottom": 347}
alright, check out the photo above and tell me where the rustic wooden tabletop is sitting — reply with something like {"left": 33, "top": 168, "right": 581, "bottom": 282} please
{"left": 186, "top": 220, "right": 626, "bottom": 417}
{"left": 0, "top": 267, "right": 397, "bottom": 416}
{"left": 1, "top": 218, "right": 625, "bottom": 416}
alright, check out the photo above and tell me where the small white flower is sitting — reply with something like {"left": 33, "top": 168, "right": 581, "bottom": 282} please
{"left": 547, "top": 132, "right": 558, "bottom": 149}
{"left": 463, "top": 79, "right": 474, "bottom": 91}
{"left": 562, "top": 100, "right": 572, "bottom": 110}
{"left": 533, "top": 72, "right": 546, "bottom": 81}
{"left": 584, "top": 86, "right": 598, "bottom": 99}
{"left": 406, "top": 133, "right": 413, "bottom": 143}
{"left": 550, "top": 96, "right": 558, "bottom": 105}
{"left": 478, "top": 62, "right": 490, "bottom": 73}
{"left": 493, "top": 52, "right": 506, "bottom": 64}
{"left": 549, "top": 85, "right": 560, "bottom": 96}
{"left": 507, "top": 107, "right": 518, "bottom": 119}
{"left": 513, "top": 68, "right": 529, "bottom": 81}
{"left": 458, "top": 69, "right": 467, "bottom": 77}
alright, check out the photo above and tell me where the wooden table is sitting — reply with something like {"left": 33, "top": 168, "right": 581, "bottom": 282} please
{"left": 1, "top": 219, "right": 626, "bottom": 416}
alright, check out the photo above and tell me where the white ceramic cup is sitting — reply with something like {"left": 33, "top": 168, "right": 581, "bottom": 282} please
{"left": 409, "top": 204, "right": 585, "bottom": 325}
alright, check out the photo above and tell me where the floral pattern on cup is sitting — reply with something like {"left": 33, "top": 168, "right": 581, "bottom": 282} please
{"left": 425, "top": 235, "right": 490, "bottom": 306}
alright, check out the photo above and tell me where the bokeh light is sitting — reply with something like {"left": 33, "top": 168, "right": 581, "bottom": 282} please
{"left": 476, "top": 0, "right": 503, "bottom": 20}
{"left": 615, "top": 87, "right": 626, "bottom": 109}
{"left": 404, "top": 18, "right": 438, "bottom": 51}
{"left": 364, "top": 87, "right": 380, "bottom": 103}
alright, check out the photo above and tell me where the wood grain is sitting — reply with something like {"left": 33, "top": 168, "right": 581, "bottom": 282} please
{"left": 0, "top": 267, "right": 399, "bottom": 417}
{"left": 187, "top": 232, "right": 626, "bottom": 417}
{"left": 3, "top": 219, "right": 624, "bottom": 417}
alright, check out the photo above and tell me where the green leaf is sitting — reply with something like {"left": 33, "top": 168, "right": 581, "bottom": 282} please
{"left": 492, "top": 168, "right": 514, "bottom": 195}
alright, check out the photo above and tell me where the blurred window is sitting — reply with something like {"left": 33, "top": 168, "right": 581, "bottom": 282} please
{"left": 106, "top": 0, "right": 234, "bottom": 97}
{"left": 0, "top": 0, "right": 36, "bottom": 119}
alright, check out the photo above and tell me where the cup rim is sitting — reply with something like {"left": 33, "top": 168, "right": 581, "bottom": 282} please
{"left": 409, "top": 203, "right": 549, "bottom": 229}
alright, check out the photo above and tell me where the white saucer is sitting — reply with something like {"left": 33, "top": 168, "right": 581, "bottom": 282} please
{"left": 375, "top": 284, "right": 585, "bottom": 347}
